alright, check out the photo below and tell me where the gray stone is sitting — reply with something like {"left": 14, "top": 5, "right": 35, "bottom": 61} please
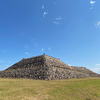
{"left": 0, "top": 54, "right": 100, "bottom": 80}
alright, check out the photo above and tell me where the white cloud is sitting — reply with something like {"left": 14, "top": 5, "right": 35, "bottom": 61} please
{"left": 41, "top": 48, "right": 44, "bottom": 52}
{"left": 31, "top": 39, "right": 34, "bottom": 41}
{"left": 3, "top": 50, "right": 6, "bottom": 52}
{"left": 95, "top": 21, "right": 100, "bottom": 28}
{"left": 97, "top": 21, "right": 100, "bottom": 26}
{"left": 19, "top": 31, "right": 26, "bottom": 36}
{"left": 89, "top": 0, "right": 96, "bottom": 11}
{"left": 0, "top": 60, "right": 4, "bottom": 63}
{"left": 42, "top": 6, "right": 44, "bottom": 9}
{"left": 53, "top": 16, "right": 63, "bottom": 25}
{"left": 34, "top": 43, "right": 38, "bottom": 47}
{"left": 20, "top": 33, "right": 25, "bottom": 36}
{"left": 48, "top": 47, "right": 51, "bottom": 51}
{"left": 90, "top": 0, "right": 96, "bottom": 6}
{"left": 95, "top": 64, "right": 100, "bottom": 67}
{"left": 2, "top": 50, "right": 9, "bottom": 52}
{"left": 43, "top": 11, "right": 48, "bottom": 17}
{"left": 24, "top": 45, "right": 28, "bottom": 48}
{"left": 53, "top": 21, "right": 59, "bottom": 25}
{"left": 55, "top": 17, "right": 62, "bottom": 20}
{"left": 6, "top": 65, "right": 9, "bottom": 67}
{"left": 8, "top": 61, "right": 11, "bottom": 63}
{"left": 25, "top": 52, "right": 29, "bottom": 55}
{"left": 68, "top": 64, "right": 71, "bottom": 66}
{"left": 54, "top": 2, "right": 57, "bottom": 4}
{"left": 91, "top": 68, "right": 100, "bottom": 74}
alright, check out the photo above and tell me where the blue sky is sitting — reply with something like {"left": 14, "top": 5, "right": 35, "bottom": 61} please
{"left": 0, "top": 0, "right": 100, "bottom": 74}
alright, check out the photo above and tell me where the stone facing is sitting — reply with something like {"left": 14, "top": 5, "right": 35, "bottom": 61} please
{"left": 0, "top": 66, "right": 48, "bottom": 80}
{"left": 0, "top": 54, "right": 100, "bottom": 80}
{"left": 5, "top": 55, "right": 45, "bottom": 71}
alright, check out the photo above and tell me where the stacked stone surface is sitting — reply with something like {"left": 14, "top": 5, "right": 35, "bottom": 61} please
{"left": 5, "top": 55, "right": 45, "bottom": 70}
{"left": 0, "top": 54, "right": 100, "bottom": 80}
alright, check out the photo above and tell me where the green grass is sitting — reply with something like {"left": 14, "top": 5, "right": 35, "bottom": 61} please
{"left": 0, "top": 77, "right": 100, "bottom": 100}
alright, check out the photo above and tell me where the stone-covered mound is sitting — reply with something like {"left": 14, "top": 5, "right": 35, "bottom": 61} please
{"left": 5, "top": 55, "right": 45, "bottom": 71}
{"left": 0, "top": 54, "right": 100, "bottom": 80}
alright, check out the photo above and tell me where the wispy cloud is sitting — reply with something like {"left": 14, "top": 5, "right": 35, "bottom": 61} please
{"left": 91, "top": 68, "right": 100, "bottom": 74}
{"left": 34, "top": 43, "right": 38, "bottom": 47}
{"left": 25, "top": 52, "right": 29, "bottom": 55}
{"left": 42, "top": 5, "right": 44, "bottom": 9}
{"left": 41, "top": 48, "right": 44, "bottom": 52}
{"left": 53, "top": 16, "right": 63, "bottom": 26}
{"left": 20, "top": 31, "right": 26, "bottom": 36}
{"left": 90, "top": 0, "right": 96, "bottom": 6}
{"left": 53, "top": 21, "right": 59, "bottom": 25}
{"left": 31, "top": 39, "right": 34, "bottom": 41}
{"left": 90, "top": 0, "right": 96, "bottom": 10}
{"left": 0, "top": 60, "right": 4, "bottom": 63}
{"left": 43, "top": 11, "right": 48, "bottom": 17}
{"left": 6, "top": 65, "right": 9, "bottom": 67}
{"left": 2, "top": 50, "right": 9, "bottom": 52}
{"left": 55, "top": 17, "right": 62, "bottom": 20}
{"left": 8, "top": 61, "right": 11, "bottom": 63}
{"left": 48, "top": 47, "right": 51, "bottom": 51}
{"left": 20, "top": 33, "right": 25, "bottom": 36}
{"left": 95, "top": 21, "right": 100, "bottom": 28}
{"left": 95, "top": 64, "right": 100, "bottom": 67}
{"left": 24, "top": 45, "right": 28, "bottom": 48}
{"left": 54, "top": 2, "right": 57, "bottom": 4}
{"left": 68, "top": 64, "right": 71, "bottom": 66}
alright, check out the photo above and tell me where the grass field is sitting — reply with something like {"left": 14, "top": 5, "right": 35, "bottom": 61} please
{"left": 0, "top": 77, "right": 100, "bottom": 100}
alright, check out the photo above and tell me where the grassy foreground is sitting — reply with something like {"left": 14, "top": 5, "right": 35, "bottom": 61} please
{"left": 0, "top": 77, "right": 100, "bottom": 100}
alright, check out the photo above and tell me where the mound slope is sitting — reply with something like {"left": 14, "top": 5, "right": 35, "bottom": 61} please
{"left": 0, "top": 54, "right": 100, "bottom": 80}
